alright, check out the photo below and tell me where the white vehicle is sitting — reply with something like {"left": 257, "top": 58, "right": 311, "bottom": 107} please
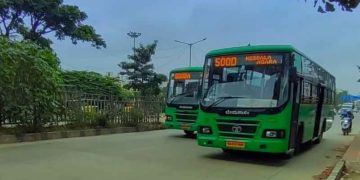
{"left": 338, "top": 103, "right": 354, "bottom": 115}
{"left": 354, "top": 100, "right": 360, "bottom": 113}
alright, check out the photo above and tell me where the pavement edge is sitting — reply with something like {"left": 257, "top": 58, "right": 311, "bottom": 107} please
{"left": 327, "top": 160, "right": 345, "bottom": 180}
{"left": 0, "top": 123, "right": 165, "bottom": 144}
{"left": 328, "top": 134, "right": 360, "bottom": 180}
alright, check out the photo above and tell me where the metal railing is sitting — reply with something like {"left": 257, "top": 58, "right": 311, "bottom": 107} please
{"left": 0, "top": 91, "right": 165, "bottom": 129}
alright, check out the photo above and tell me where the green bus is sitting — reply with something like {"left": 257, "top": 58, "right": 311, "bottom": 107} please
{"left": 164, "top": 67, "right": 203, "bottom": 136}
{"left": 197, "top": 45, "right": 335, "bottom": 157}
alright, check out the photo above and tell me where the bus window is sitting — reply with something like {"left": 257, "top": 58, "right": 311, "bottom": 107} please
{"left": 303, "top": 81, "right": 311, "bottom": 97}
{"left": 174, "top": 81, "right": 185, "bottom": 96}
{"left": 303, "top": 58, "right": 311, "bottom": 76}
{"left": 293, "top": 53, "right": 302, "bottom": 73}
{"left": 311, "top": 83, "right": 317, "bottom": 103}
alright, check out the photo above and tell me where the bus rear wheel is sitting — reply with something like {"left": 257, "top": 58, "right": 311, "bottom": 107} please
{"left": 314, "top": 120, "right": 325, "bottom": 144}
{"left": 282, "top": 151, "right": 294, "bottom": 159}
{"left": 313, "top": 131, "right": 323, "bottom": 144}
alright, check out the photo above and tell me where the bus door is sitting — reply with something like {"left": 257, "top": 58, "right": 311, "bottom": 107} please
{"left": 289, "top": 78, "right": 302, "bottom": 150}
{"left": 313, "top": 84, "right": 325, "bottom": 138}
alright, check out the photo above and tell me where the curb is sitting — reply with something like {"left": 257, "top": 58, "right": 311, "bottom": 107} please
{"left": 327, "top": 160, "right": 345, "bottom": 180}
{"left": 0, "top": 124, "right": 164, "bottom": 144}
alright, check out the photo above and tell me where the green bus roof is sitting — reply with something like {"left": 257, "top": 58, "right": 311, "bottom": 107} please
{"left": 206, "top": 45, "right": 301, "bottom": 57}
{"left": 170, "top": 66, "right": 203, "bottom": 73}
{"left": 206, "top": 44, "right": 334, "bottom": 78}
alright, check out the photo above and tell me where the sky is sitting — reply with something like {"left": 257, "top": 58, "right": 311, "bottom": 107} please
{"left": 52, "top": 0, "right": 360, "bottom": 94}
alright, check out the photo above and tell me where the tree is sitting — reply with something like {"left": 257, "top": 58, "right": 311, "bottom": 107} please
{"left": 335, "top": 90, "right": 349, "bottom": 106}
{"left": 0, "top": 0, "right": 106, "bottom": 48}
{"left": 309, "top": 0, "right": 360, "bottom": 13}
{"left": 119, "top": 41, "right": 167, "bottom": 97}
{"left": 61, "top": 71, "right": 134, "bottom": 99}
{"left": 0, "top": 37, "right": 61, "bottom": 132}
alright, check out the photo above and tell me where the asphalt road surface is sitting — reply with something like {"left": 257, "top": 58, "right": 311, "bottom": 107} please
{"left": 0, "top": 115, "right": 358, "bottom": 180}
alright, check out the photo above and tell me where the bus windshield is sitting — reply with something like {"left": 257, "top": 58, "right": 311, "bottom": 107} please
{"left": 202, "top": 53, "right": 289, "bottom": 108}
{"left": 167, "top": 71, "right": 202, "bottom": 105}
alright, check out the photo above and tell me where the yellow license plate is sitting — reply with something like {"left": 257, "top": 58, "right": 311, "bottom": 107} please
{"left": 226, "top": 141, "right": 245, "bottom": 149}
{"left": 181, "top": 124, "right": 191, "bottom": 130}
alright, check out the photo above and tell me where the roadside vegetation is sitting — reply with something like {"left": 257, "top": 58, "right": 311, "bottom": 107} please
{"left": 0, "top": 0, "right": 165, "bottom": 135}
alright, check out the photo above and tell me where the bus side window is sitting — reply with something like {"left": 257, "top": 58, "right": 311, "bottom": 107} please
{"left": 302, "top": 58, "right": 311, "bottom": 76}
{"left": 303, "top": 81, "right": 311, "bottom": 103}
{"left": 293, "top": 53, "right": 302, "bottom": 73}
{"left": 311, "top": 83, "right": 317, "bottom": 103}
{"left": 324, "top": 89, "right": 328, "bottom": 104}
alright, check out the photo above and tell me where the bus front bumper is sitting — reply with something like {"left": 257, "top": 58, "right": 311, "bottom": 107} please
{"left": 197, "top": 135, "right": 289, "bottom": 153}
{"left": 164, "top": 121, "right": 197, "bottom": 132}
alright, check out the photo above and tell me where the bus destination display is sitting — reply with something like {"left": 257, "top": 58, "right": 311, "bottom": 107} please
{"left": 214, "top": 54, "right": 283, "bottom": 67}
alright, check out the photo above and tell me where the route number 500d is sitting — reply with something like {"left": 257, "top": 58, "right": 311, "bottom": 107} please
{"left": 214, "top": 57, "right": 237, "bottom": 67}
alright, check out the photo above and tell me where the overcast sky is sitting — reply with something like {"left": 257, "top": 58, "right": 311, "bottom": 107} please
{"left": 52, "top": 0, "right": 360, "bottom": 94}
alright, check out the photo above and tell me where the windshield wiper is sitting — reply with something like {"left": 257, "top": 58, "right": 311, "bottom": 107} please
{"left": 168, "top": 92, "right": 194, "bottom": 104}
{"left": 205, "top": 96, "right": 245, "bottom": 109}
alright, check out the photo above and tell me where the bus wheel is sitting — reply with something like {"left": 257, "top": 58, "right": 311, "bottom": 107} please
{"left": 282, "top": 151, "right": 294, "bottom": 159}
{"left": 313, "top": 131, "right": 323, "bottom": 144}
{"left": 184, "top": 130, "right": 195, "bottom": 137}
{"left": 314, "top": 129, "right": 323, "bottom": 144}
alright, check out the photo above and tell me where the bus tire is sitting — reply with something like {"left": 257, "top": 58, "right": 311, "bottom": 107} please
{"left": 184, "top": 130, "right": 195, "bottom": 137}
{"left": 314, "top": 121, "right": 325, "bottom": 144}
{"left": 282, "top": 151, "right": 294, "bottom": 159}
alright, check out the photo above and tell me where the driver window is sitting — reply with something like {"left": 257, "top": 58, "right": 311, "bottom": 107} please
{"left": 174, "top": 81, "right": 184, "bottom": 96}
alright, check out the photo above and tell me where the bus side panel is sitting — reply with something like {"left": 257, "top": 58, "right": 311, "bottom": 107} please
{"left": 321, "top": 104, "right": 334, "bottom": 131}
{"left": 298, "top": 104, "right": 316, "bottom": 143}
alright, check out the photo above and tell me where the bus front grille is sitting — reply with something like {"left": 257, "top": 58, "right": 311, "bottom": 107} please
{"left": 219, "top": 133, "right": 254, "bottom": 138}
{"left": 216, "top": 119, "right": 259, "bottom": 138}
{"left": 176, "top": 110, "right": 197, "bottom": 123}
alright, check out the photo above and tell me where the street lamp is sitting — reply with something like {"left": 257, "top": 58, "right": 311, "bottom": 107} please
{"left": 174, "top": 38, "right": 207, "bottom": 66}
{"left": 127, "top": 31, "right": 141, "bottom": 55}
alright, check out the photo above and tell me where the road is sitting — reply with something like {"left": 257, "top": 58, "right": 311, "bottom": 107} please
{"left": 0, "top": 115, "right": 358, "bottom": 180}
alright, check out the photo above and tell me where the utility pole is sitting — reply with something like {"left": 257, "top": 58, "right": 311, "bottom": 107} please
{"left": 127, "top": 31, "right": 141, "bottom": 55}
{"left": 174, "top": 38, "right": 207, "bottom": 67}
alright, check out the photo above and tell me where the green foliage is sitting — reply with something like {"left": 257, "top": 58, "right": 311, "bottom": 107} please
{"left": 335, "top": 90, "right": 348, "bottom": 106}
{"left": 119, "top": 41, "right": 167, "bottom": 96}
{"left": 0, "top": 0, "right": 106, "bottom": 48}
{"left": 61, "top": 71, "right": 134, "bottom": 98}
{"left": 309, "top": 0, "right": 359, "bottom": 13}
{"left": 0, "top": 37, "right": 61, "bottom": 132}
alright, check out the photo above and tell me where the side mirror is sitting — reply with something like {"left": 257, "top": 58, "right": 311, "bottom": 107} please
{"left": 289, "top": 67, "right": 297, "bottom": 82}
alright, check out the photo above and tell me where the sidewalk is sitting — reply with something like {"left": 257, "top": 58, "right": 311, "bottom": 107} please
{"left": 342, "top": 133, "right": 360, "bottom": 179}
{"left": 343, "top": 133, "right": 360, "bottom": 168}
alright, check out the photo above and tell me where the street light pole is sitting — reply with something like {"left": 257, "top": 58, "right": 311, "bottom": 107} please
{"left": 174, "top": 38, "right": 207, "bottom": 66}
{"left": 127, "top": 31, "right": 141, "bottom": 55}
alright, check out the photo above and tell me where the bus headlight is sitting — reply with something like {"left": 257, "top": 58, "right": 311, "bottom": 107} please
{"left": 165, "top": 115, "right": 173, "bottom": 121}
{"left": 263, "top": 130, "right": 285, "bottom": 138}
{"left": 199, "top": 126, "right": 212, "bottom": 134}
